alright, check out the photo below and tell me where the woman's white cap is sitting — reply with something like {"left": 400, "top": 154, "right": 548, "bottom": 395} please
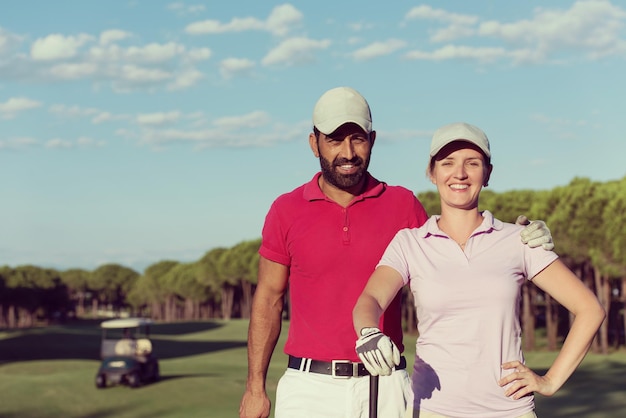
{"left": 430, "top": 122, "right": 491, "bottom": 158}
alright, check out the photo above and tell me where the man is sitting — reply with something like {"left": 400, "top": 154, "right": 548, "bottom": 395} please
{"left": 239, "top": 87, "right": 553, "bottom": 418}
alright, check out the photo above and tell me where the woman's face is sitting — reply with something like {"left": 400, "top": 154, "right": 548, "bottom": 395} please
{"left": 429, "top": 141, "right": 492, "bottom": 211}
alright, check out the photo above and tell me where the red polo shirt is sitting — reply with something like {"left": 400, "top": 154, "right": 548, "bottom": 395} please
{"left": 260, "top": 172, "right": 428, "bottom": 362}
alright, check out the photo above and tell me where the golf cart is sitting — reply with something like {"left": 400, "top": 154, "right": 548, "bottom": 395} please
{"left": 95, "top": 317, "right": 159, "bottom": 388}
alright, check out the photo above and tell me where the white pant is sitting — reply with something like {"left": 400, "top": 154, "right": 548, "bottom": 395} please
{"left": 275, "top": 368, "right": 412, "bottom": 418}
{"left": 406, "top": 410, "right": 537, "bottom": 418}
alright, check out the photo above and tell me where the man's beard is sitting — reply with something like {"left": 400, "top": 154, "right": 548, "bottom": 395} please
{"left": 319, "top": 154, "right": 370, "bottom": 191}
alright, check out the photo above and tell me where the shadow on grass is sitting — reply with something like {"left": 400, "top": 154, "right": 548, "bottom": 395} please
{"left": 0, "top": 319, "right": 247, "bottom": 364}
{"left": 0, "top": 405, "right": 130, "bottom": 418}
{"left": 94, "top": 373, "right": 216, "bottom": 388}
{"left": 156, "top": 373, "right": 216, "bottom": 382}
{"left": 534, "top": 361, "right": 626, "bottom": 416}
{"left": 148, "top": 321, "right": 223, "bottom": 335}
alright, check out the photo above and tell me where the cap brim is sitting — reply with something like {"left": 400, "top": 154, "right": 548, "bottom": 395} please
{"left": 316, "top": 117, "right": 371, "bottom": 135}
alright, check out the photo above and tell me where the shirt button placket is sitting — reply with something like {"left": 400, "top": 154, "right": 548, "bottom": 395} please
{"left": 342, "top": 208, "right": 350, "bottom": 243}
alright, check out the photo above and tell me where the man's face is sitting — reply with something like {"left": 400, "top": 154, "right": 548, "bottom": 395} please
{"left": 314, "top": 123, "right": 374, "bottom": 192}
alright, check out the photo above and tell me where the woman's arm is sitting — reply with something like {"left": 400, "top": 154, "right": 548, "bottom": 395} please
{"left": 500, "top": 259, "right": 605, "bottom": 398}
{"left": 353, "top": 265, "right": 405, "bottom": 335}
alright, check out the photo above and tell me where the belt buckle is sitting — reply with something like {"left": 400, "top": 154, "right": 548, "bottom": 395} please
{"left": 331, "top": 360, "right": 356, "bottom": 379}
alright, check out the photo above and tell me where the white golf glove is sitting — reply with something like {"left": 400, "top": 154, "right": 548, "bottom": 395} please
{"left": 516, "top": 215, "right": 555, "bottom": 251}
{"left": 355, "top": 327, "right": 400, "bottom": 376}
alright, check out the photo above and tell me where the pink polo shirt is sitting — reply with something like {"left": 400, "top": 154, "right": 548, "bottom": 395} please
{"left": 379, "top": 211, "right": 558, "bottom": 417}
{"left": 260, "top": 172, "right": 428, "bottom": 362}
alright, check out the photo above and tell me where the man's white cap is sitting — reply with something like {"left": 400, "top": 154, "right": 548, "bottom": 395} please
{"left": 429, "top": 122, "right": 491, "bottom": 158}
{"left": 312, "top": 87, "right": 372, "bottom": 135}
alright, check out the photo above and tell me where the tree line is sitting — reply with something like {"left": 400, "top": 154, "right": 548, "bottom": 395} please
{"left": 1, "top": 176, "right": 625, "bottom": 354}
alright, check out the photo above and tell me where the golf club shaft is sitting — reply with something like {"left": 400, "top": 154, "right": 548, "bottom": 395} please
{"left": 369, "top": 374, "right": 379, "bottom": 418}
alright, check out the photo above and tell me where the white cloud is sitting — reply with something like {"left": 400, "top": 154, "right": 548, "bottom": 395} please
{"left": 405, "top": 5, "right": 478, "bottom": 26}
{"left": 115, "top": 72, "right": 168, "bottom": 93}
{"left": 0, "top": 27, "right": 23, "bottom": 55}
{"left": 89, "top": 44, "right": 124, "bottom": 61}
{"left": 531, "top": 113, "right": 588, "bottom": 128}
{"left": 118, "top": 65, "right": 171, "bottom": 82}
{"left": 431, "top": 25, "right": 477, "bottom": 43}
{"left": 529, "top": 113, "right": 585, "bottom": 141}
{"left": 0, "top": 137, "right": 38, "bottom": 150}
{"left": 112, "top": 113, "right": 308, "bottom": 149}
{"left": 92, "top": 112, "right": 113, "bottom": 124}
{"left": 77, "top": 136, "right": 106, "bottom": 147}
{"left": 82, "top": 42, "right": 207, "bottom": 90}
{"left": 213, "top": 111, "right": 270, "bottom": 129}
{"left": 403, "top": 5, "right": 479, "bottom": 43}
{"left": 167, "top": 2, "right": 206, "bottom": 15}
{"left": 31, "top": 33, "right": 94, "bottom": 61}
{"left": 168, "top": 69, "right": 204, "bottom": 90}
{"left": 90, "top": 42, "right": 206, "bottom": 64}
{"left": 0, "top": 97, "right": 42, "bottom": 118}
{"left": 136, "top": 126, "right": 279, "bottom": 148}
{"left": 114, "top": 128, "right": 134, "bottom": 139}
{"left": 49, "top": 104, "right": 100, "bottom": 117}
{"left": 0, "top": 31, "right": 9, "bottom": 53}
{"left": 138, "top": 128, "right": 219, "bottom": 146}
{"left": 92, "top": 112, "right": 130, "bottom": 124}
{"left": 49, "top": 105, "right": 128, "bottom": 125}
{"left": 187, "top": 47, "right": 212, "bottom": 61}
{"left": 125, "top": 42, "right": 185, "bottom": 63}
{"left": 136, "top": 111, "right": 182, "bottom": 126}
{"left": 478, "top": 0, "right": 626, "bottom": 61}
{"left": 405, "top": 0, "right": 626, "bottom": 65}
{"left": 46, "top": 138, "right": 73, "bottom": 148}
{"left": 404, "top": 44, "right": 507, "bottom": 62}
{"left": 262, "top": 37, "right": 331, "bottom": 66}
{"left": 219, "top": 57, "right": 255, "bottom": 79}
{"left": 352, "top": 39, "right": 407, "bottom": 60}
{"left": 185, "top": 17, "right": 264, "bottom": 35}
{"left": 265, "top": 4, "right": 304, "bottom": 36}
{"left": 185, "top": 4, "right": 302, "bottom": 36}
{"left": 10, "top": 136, "right": 108, "bottom": 150}
{"left": 122, "top": 109, "right": 296, "bottom": 149}
{"left": 100, "top": 29, "right": 132, "bottom": 46}
{"left": 348, "top": 22, "right": 375, "bottom": 32}
{"left": 49, "top": 62, "right": 98, "bottom": 79}
{"left": 167, "top": 2, "right": 184, "bottom": 11}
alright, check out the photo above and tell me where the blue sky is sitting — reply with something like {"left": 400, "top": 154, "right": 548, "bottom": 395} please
{"left": 1, "top": 1, "right": 625, "bottom": 273}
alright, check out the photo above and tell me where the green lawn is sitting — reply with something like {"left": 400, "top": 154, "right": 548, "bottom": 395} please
{"left": 0, "top": 320, "right": 624, "bottom": 418}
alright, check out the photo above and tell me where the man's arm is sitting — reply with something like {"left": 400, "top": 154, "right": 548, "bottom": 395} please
{"left": 239, "top": 256, "right": 289, "bottom": 418}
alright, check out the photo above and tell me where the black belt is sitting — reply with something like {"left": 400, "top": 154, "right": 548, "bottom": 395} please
{"left": 288, "top": 355, "right": 406, "bottom": 378}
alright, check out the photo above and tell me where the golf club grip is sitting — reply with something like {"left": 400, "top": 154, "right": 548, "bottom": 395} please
{"left": 369, "top": 374, "right": 379, "bottom": 418}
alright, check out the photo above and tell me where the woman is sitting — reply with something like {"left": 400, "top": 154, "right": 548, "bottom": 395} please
{"left": 352, "top": 122, "right": 605, "bottom": 418}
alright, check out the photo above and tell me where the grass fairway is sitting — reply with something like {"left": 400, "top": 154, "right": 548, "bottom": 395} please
{"left": 1, "top": 319, "right": 625, "bottom": 417}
